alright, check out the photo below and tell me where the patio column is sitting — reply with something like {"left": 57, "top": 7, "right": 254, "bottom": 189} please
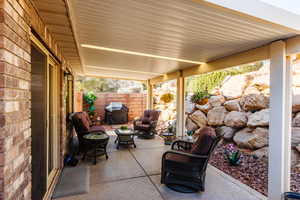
{"left": 176, "top": 75, "right": 185, "bottom": 137}
{"left": 268, "top": 40, "right": 292, "bottom": 200}
{"left": 147, "top": 80, "right": 153, "bottom": 110}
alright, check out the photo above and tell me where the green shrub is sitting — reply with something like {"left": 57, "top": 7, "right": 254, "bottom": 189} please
{"left": 84, "top": 91, "right": 97, "bottom": 114}
{"left": 190, "top": 90, "right": 211, "bottom": 104}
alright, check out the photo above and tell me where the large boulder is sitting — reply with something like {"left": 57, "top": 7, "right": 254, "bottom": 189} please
{"left": 207, "top": 106, "right": 228, "bottom": 126}
{"left": 224, "top": 111, "right": 247, "bottom": 128}
{"left": 185, "top": 117, "right": 199, "bottom": 132}
{"left": 252, "top": 147, "right": 268, "bottom": 159}
{"left": 293, "top": 112, "right": 300, "bottom": 127}
{"left": 224, "top": 99, "right": 241, "bottom": 111}
{"left": 209, "top": 96, "right": 225, "bottom": 107}
{"left": 240, "top": 94, "right": 269, "bottom": 111}
{"left": 243, "top": 86, "right": 261, "bottom": 95}
{"left": 220, "top": 74, "right": 247, "bottom": 99}
{"left": 216, "top": 126, "right": 237, "bottom": 141}
{"left": 189, "top": 110, "right": 207, "bottom": 128}
{"left": 293, "top": 94, "right": 300, "bottom": 113}
{"left": 292, "top": 127, "right": 300, "bottom": 147}
{"left": 233, "top": 127, "right": 268, "bottom": 149}
{"left": 195, "top": 103, "right": 212, "bottom": 114}
{"left": 247, "top": 109, "right": 269, "bottom": 127}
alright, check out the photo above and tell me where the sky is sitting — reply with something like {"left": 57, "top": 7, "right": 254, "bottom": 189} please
{"left": 260, "top": 0, "right": 300, "bottom": 15}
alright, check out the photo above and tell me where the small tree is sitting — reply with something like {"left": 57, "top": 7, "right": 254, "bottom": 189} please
{"left": 84, "top": 91, "right": 97, "bottom": 118}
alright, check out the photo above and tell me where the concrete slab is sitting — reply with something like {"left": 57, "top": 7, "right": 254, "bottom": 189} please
{"left": 56, "top": 177, "right": 163, "bottom": 200}
{"left": 149, "top": 166, "right": 265, "bottom": 200}
{"left": 130, "top": 146, "right": 170, "bottom": 175}
{"left": 89, "top": 150, "right": 145, "bottom": 185}
{"left": 134, "top": 136, "right": 166, "bottom": 149}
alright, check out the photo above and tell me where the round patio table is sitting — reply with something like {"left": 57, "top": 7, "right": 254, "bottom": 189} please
{"left": 83, "top": 132, "right": 109, "bottom": 165}
{"left": 114, "top": 129, "right": 137, "bottom": 149}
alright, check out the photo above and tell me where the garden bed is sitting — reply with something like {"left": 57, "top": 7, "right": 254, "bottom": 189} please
{"left": 209, "top": 142, "right": 300, "bottom": 196}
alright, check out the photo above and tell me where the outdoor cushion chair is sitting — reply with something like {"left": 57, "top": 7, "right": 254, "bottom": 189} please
{"left": 161, "top": 127, "right": 220, "bottom": 193}
{"left": 71, "top": 112, "right": 105, "bottom": 153}
{"left": 133, "top": 109, "right": 161, "bottom": 139}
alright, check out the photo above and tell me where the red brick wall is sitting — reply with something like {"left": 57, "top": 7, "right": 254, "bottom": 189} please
{"left": 0, "top": 0, "right": 72, "bottom": 199}
{"left": 82, "top": 93, "right": 147, "bottom": 121}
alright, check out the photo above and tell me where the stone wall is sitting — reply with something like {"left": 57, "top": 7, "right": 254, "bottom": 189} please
{"left": 0, "top": 0, "right": 72, "bottom": 199}
{"left": 185, "top": 62, "right": 300, "bottom": 161}
{"left": 82, "top": 93, "right": 147, "bottom": 121}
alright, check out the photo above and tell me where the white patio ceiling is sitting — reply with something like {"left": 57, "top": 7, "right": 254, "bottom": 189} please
{"left": 66, "top": 0, "right": 300, "bottom": 80}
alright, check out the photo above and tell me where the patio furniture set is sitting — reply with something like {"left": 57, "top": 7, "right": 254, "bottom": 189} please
{"left": 70, "top": 109, "right": 221, "bottom": 193}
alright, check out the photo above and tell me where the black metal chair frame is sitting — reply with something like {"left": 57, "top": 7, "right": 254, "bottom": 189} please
{"left": 161, "top": 137, "right": 221, "bottom": 192}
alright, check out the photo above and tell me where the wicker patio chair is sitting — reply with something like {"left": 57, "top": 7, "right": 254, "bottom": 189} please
{"left": 161, "top": 127, "right": 220, "bottom": 193}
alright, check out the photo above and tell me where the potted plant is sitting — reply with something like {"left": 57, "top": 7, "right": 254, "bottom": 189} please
{"left": 83, "top": 91, "right": 97, "bottom": 119}
{"left": 224, "top": 144, "right": 243, "bottom": 166}
{"left": 190, "top": 90, "right": 211, "bottom": 105}
{"left": 120, "top": 125, "right": 128, "bottom": 130}
{"left": 160, "top": 93, "right": 174, "bottom": 104}
{"left": 186, "top": 130, "right": 194, "bottom": 140}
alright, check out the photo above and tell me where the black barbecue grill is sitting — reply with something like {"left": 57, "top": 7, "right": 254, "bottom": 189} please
{"left": 104, "top": 102, "right": 129, "bottom": 125}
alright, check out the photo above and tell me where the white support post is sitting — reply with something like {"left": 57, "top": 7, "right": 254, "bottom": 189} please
{"left": 146, "top": 80, "right": 153, "bottom": 110}
{"left": 268, "top": 41, "right": 292, "bottom": 200}
{"left": 176, "top": 75, "right": 185, "bottom": 137}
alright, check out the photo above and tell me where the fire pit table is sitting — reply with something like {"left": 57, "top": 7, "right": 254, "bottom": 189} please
{"left": 114, "top": 128, "right": 137, "bottom": 149}
{"left": 83, "top": 132, "right": 109, "bottom": 165}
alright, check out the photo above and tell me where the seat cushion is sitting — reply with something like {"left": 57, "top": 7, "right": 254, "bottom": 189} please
{"left": 191, "top": 127, "right": 216, "bottom": 155}
{"left": 89, "top": 125, "right": 105, "bottom": 133}
{"left": 165, "top": 153, "right": 190, "bottom": 163}
{"left": 82, "top": 111, "right": 92, "bottom": 127}
{"left": 141, "top": 117, "right": 150, "bottom": 124}
{"left": 135, "top": 122, "right": 151, "bottom": 131}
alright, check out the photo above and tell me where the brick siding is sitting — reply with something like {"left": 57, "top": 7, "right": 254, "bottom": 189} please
{"left": 0, "top": 0, "right": 73, "bottom": 199}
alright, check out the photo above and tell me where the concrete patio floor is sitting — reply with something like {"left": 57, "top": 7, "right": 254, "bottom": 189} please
{"left": 55, "top": 132, "right": 266, "bottom": 200}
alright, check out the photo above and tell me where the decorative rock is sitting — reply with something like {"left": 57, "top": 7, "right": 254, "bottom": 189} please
{"left": 291, "top": 149, "right": 300, "bottom": 166}
{"left": 240, "top": 94, "right": 269, "bottom": 111}
{"left": 252, "top": 147, "right": 268, "bottom": 159}
{"left": 209, "top": 96, "right": 225, "bottom": 107}
{"left": 189, "top": 110, "right": 207, "bottom": 128}
{"left": 216, "top": 126, "right": 237, "bottom": 141}
{"left": 220, "top": 74, "right": 246, "bottom": 99}
{"left": 207, "top": 106, "right": 227, "bottom": 126}
{"left": 247, "top": 109, "right": 269, "bottom": 127}
{"left": 195, "top": 103, "right": 212, "bottom": 114}
{"left": 296, "top": 144, "right": 300, "bottom": 153}
{"left": 233, "top": 127, "right": 268, "bottom": 150}
{"left": 293, "top": 94, "right": 300, "bottom": 113}
{"left": 224, "top": 99, "right": 241, "bottom": 111}
{"left": 185, "top": 117, "right": 198, "bottom": 132}
{"left": 292, "top": 127, "right": 300, "bottom": 147}
{"left": 293, "top": 112, "right": 300, "bottom": 127}
{"left": 224, "top": 111, "right": 247, "bottom": 128}
{"left": 243, "top": 86, "right": 261, "bottom": 95}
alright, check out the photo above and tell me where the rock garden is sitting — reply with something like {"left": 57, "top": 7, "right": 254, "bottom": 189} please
{"left": 185, "top": 62, "right": 300, "bottom": 195}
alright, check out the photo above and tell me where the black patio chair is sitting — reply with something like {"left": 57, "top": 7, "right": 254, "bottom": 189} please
{"left": 284, "top": 192, "right": 300, "bottom": 200}
{"left": 161, "top": 127, "right": 221, "bottom": 193}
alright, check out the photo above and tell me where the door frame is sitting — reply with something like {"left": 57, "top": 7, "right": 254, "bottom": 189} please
{"left": 31, "top": 33, "right": 62, "bottom": 200}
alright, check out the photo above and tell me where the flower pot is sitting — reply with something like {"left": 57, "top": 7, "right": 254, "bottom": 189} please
{"left": 197, "top": 98, "right": 209, "bottom": 105}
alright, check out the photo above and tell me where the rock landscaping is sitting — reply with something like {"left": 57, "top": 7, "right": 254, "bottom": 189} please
{"left": 184, "top": 62, "right": 300, "bottom": 195}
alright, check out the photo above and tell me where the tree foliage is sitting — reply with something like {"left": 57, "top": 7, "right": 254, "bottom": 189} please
{"left": 186, "top": 62, "right": 263, "bottom": 93}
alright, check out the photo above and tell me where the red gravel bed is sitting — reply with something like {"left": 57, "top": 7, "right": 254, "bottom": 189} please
{"left": 209, "top": 143, "right": 300, "bottom": 196}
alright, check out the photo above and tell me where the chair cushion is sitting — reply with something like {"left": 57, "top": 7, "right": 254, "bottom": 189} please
{"left": 80, "top": 113, "right": 91, "bottom": 132}
{"left": 141, "top": 117, "right": 151, "bottom": 124}
{"left": 165, "top": 153, "right": 190, "bottom": 163}
{"left": 89, "top": 125, "right": 105, "bottom": 133}
{"left": 82, "top": 111, "right": 92, "bottom": 127}
{"left": 191, "top": 127, "right": 217, "bottom": 155}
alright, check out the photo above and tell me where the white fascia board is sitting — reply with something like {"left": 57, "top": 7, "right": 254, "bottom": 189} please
{"left": 204, "top": 0, "right": 300, "bottom": 32}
